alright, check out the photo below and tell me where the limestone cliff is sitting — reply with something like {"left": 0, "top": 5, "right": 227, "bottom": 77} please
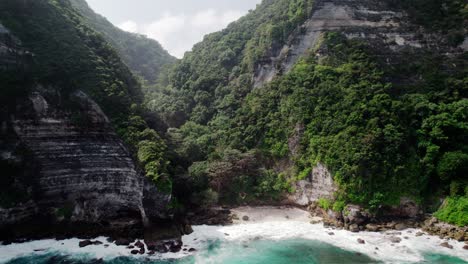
{"left": 254, "top": 0, "right": 465, "bottom": 88}
{"left": 0, "top": 21, "right": 171, "bottom": 240}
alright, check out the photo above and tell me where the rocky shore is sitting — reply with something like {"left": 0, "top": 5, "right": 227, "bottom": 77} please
{"left": 186, "top": 204, "right": 467, "bottom": 246}
{"left": 303, "top": 202, "right": 467, "bottom": 243}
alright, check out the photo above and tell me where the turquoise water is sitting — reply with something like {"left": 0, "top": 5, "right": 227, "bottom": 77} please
{"left": 4, "top": 239, "right": 467, "bottom": 264}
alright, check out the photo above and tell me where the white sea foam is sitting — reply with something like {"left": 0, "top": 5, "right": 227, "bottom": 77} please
{"left": 1, "top": 207, "right": 467, "bottom": 263}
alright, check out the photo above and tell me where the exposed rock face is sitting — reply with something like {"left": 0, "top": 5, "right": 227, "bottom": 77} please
{"left": 381, "top": 197, "right": 422, "bottom": 219}
{"left": 0, "top": 24, "right": 170, "bottom": 240}
{"left": 423, "top": 217, "right": 468, "bottom": 242}
{"left": 289, "top": 163, "right": 337, "bottom": 206}
{"left": 253, "top": 0, "right": 462, "bottom": 88}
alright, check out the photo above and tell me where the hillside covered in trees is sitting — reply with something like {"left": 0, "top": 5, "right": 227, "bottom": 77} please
{"left": 0, "top": 0, "right": 466, "bottom": 238}
{"left": 144, "top": 0, "right": 467, "bottom": 226}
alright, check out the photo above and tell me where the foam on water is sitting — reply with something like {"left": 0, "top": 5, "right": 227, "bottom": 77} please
{"left": 182, "top": 222, "right": 468, "bottom": 263}
{"left": 1, "top": 209, "right": 467, "bottom": 264}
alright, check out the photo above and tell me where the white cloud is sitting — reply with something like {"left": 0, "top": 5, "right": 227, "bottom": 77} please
{"left": 117, "top": 9, "right": 246, "bottom": 58}
{"left": 117, "top": 20, "right": 138, "bottom": 33}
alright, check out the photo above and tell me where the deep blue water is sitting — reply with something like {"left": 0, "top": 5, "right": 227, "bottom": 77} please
{"left": 4, "top": 239, "right": 467, "bottom": 264}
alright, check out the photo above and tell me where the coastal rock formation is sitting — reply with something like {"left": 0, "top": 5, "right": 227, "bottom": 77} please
{"left": 0, "top": 23, "right": 170, "bottom": 240}
{"left": 289, "top": 163, "right": 337, "bottom": 206}
{"left": 254, "top": 0, "right": 462, "bottom": 88}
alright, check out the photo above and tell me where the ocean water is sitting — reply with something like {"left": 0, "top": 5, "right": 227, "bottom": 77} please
{"left": 3, "top": 238, "right": 467, "bottom": 264}
{"left": 1, "top": 219, "right": 467, "bottom": 264}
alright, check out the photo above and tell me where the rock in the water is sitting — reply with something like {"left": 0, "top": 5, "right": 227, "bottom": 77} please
{"left": 416, "top": 232, "right": 424, "bottom": 237}
{"left": 440, "top": 242, "right": 453, "bottom": 249}
{"left": 188, "top": 248, "right": 196, "bottom": 252}
{"left": 328, "top": 232, "right": 335, "bottom": 235}
{"left": 130, "top": 250, "right": 139, "bottom": 255}
{"left": 134, "top": 240, "right": 145, "bottom": 249}
{"left": 389, "top": 237, "right": 402, "bottom": 243}
{"left": 242, "top": 215, "right": 249, "bottom": 221}
{"left": 365, "top": 224, "right": 380, "bottom": 232}
{"left": 357, "top": 238, "right": 365, "bottom": 244}
{"left": 463, "top": 245, "right": 468, "bottom": 250}
{"left": 79, "top": 240, "right": 102, "bottom": 248}
{"left": 349, "top": 224, "right": 360, "bottom": 232}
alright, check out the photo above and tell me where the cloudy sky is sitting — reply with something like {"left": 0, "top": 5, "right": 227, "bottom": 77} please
{"left": 85, "top": 0, "right": 262, "bottom": 58}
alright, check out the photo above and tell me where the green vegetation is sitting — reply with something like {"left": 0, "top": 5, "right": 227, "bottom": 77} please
{"left": 434, "top": 196, "right": 468, "bottom": 227}
{"left": 68, "top": 0, "right": 176, "bottom": 84}
{"left": 318, "top": 198, "right": 331, "bottom": 211}
{"left": 1, "top": 0, "right": 466, "bottom": 222}
{"left": 153, "top": 8, "right": 466, "bottom": 211}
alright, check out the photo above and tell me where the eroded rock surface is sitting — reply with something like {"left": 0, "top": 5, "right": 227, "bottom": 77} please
{"left": 289, "top": 163, "right": 337, "bottom": 206}
{"left": 0, "top": 24, "right": 170, "bottom": 240}
{"left": 253, "top": 0, "right": 463, "bottom": 88}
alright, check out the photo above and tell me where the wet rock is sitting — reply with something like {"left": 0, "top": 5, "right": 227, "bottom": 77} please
{"left": 440, "top": 242, "right": 453, "bottom": 249}
{"left": 148, "top": 250, "right": 156, "bottom": 255}
{"left": 416, "top": 232, "right": 424, "bottom": 237}
{"left": 188, "top": 248, "right": 196, "bottom": 252}
{"left": 104, "top": 244, "right": 109, "bottom": 248}
{"left": 231, "top": 214, "right": 239, "bottom": 220}
{"left": 357, "top": 238, "right": 365, "bottom": 244}
{"left": 463, "top": 245, "right": 468, "bottom": 250}
{"left": 115, "top": 238, "right": 131, "bottom": 246}
{"left": 242, "top": 215, "right": 249, "bottom": 221}
{"left": 349, "top": 224, "right": 360, "bottom": 232}
{"left": 389, "top": 237, "right": 402, "bottom": 243}
{"left": 134, "top": 240, "right": 145, "bottom": 249}
{"left": 168, "top": 240, "right": 183, "bottom": 253}
{"left": 182, "top": 224, "right": 194, "bottom": 235}
{"left": 395, "top": 223, "right": 407, "bottom": 231}
{"left": 127, "top": 245, "right": 135, "bottom": 249}
{"left": 79, "top": 240, "right": 103, "bottom": 248}
{"left": 328, "top": 232, "right": 335, "bottom": 235}
{"left": 365, "top": 224, "right": 380, "bottom": 232}
{"left": 130, "top": 250, "right": 139, "bottom": 255}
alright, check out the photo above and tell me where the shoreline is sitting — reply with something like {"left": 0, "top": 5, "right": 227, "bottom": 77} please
{"left": 1, "top": 206, "right": 467, "bottom": 263}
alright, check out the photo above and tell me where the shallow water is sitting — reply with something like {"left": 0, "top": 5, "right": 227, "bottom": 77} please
{"left": 1, "top": 219, "right": 467, "bottom": 264}
{"left": 3, "top": 238, "right": 467, "bottom": 264}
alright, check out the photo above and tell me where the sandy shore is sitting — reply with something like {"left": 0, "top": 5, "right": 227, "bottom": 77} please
{"left": 230, "top": 206, "right": 316, "bottom": 223}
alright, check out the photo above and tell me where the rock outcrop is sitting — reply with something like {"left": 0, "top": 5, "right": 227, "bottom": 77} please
{"left": 289, "top": 163, "right": 337, "bottom": 206}
{"left": 0, "top": 23, "right": 170, "bottom": 241}
{"left": 254, "top": 0, "right": 463, "bottom": 88}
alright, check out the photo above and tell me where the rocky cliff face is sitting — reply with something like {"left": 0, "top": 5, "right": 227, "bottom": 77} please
{"left": 0, "top": 23, "right": 170, "bottom": 240}
{"left": 289, "top": 163, "right": 337, "bottom": 206}
{"left": 254, "top": 0, "right": 464, "bottom": 87}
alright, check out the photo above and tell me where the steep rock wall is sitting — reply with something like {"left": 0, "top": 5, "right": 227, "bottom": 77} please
{"left": 0, "top": 23, "right": 170, "bottom": 240}
{"left": 289, "top": 163, "right": 337, "bottom": 206}
{"left": 254, "top": 0, "right": 462, "bottom": 87}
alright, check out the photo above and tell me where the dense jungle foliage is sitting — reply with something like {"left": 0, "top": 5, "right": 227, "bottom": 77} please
{"left": 0, "top": 0, "right": 466, "bottom": 225}
{"left": 143, "top": 0, "right": 467, "bottom": 224}
{"left": 0, "top": 0, "right": 171, "bottom": 192}
{"left": 68, "top": 0, "right": 176, "bottom": 85}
